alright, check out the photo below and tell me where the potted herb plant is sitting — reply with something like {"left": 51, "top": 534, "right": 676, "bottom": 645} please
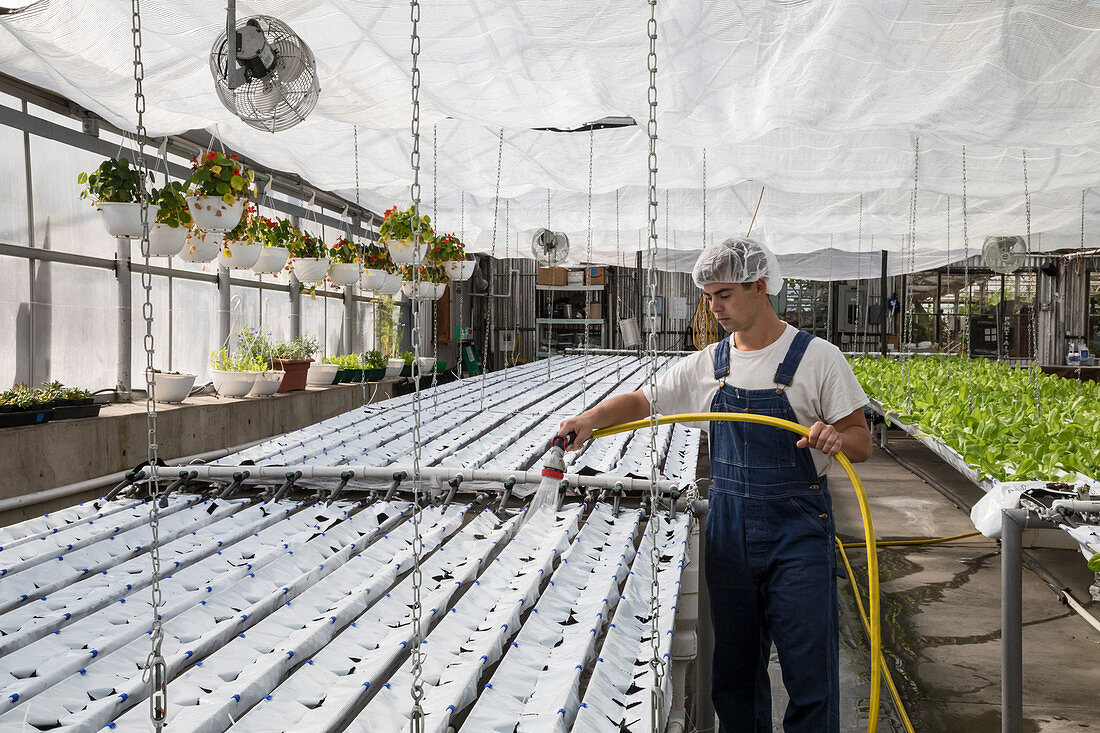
{"left": 186, "top": 151, "right": 253, "bottom": 232}
{"left": 378, "top": 205, "right": 433, "bottom": 264}
{"left": 147, "top": 180, "right": 194, "bottom": 256}
{"left": 234, "top": 328, "right": 285, "bottom": 396}
{"left": 217, "top": 204, "right": 263, "bottom": 269}
{"left": 0, "top": 384, "right": 52, "bottom": 428}
{"left": 271, "top": 335, "right": 320, "bottom": 392}
{"left": 433, "top": 233, "right": 476, "bottom": 280}
{"left": 328, "top": 235, "right": 361, "bottom": 286}
{"left": 37, "top": 381, "right": 101, "bottom": 420}
{"left": 78, "top": 157, "right": 147, "bottom": 238}
{"left": 322, "top": 353, "right": 365, "bottom": 383}
{"left": 358, "top": 242, "right": 394, "bottom": 291}
{"left": 289, "top": 230, "right": 329, "bottom": 285}
{"left": 209, "top": 348, "right": 263, "bottom": 398}
{"left": 251, "top": 216, "right": 292, "bottom": 274}
{"left": 364, "top": 350, "right": 388, "bottom": 381}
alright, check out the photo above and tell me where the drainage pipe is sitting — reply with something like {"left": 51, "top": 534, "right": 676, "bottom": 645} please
{"left": 0, "top": 438, "right": 268, "bottom": 514}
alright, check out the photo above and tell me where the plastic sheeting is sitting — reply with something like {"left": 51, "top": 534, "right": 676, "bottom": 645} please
{"left": 4, "top": 1, "right": 1100, "bottom": 277}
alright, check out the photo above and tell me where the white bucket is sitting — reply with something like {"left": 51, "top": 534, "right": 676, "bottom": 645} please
{"left": 620, "top": 317, "right": 641, "bottom": 348}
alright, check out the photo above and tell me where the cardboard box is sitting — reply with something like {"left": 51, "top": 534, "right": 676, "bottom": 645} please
{"left": 537, "top": 267, "right": 568, "bottom": 286}
{"left": 585, "top": 266, "right": 606, "bottom": 286}
{"left": 587, "top": 302, "right": 603, "bottom": 319}
{"left": 567, "top": 270, "right": 584, "bottom": 285}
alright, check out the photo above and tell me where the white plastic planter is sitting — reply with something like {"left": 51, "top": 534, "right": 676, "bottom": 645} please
{"left": 328, "top": 263, "right": 360, "bottom": 286}
{"left": 444, "top": 259, "right": 476, "bottom": 281}
{"left": 247, "top": 371, "right": 285, "bottom": 397}
{"left": 385, "top": 238, "right": 428, "bottom": 265}
{"left": 148, "top": 223, "right": 189, "bottom": 256}
{"left": 96, "top": 202, "right": 145, "bottom": 238}
{"left": 377, "top": 273, "right": 403, "bottom": 295}
{"left": 217, "top": 240, "right": 262, "bottom": 269}
{"left": 251, "top": 246, "right": 289, "bottom": 274}
{"left": 178, "top": 231, "right": 222, "bottom": 263}
{"left": 292, "top": 256, "right": 329, "bottom": 285}
{"left": 185, "top": 195, "right": 245, "bottom": 232}
{"left": 358, "top": 268, "right": 389, "bottom": 291}
{"left": 153, "top": 372, "right": 196, "bottom": 403}
{"left": 400, "top": 280, "right": 436, "bottom": 299}
{"left": 306, "top": 362, "right": 339, "bottom": 386}
{"left": 432, "top": 282, "right": 447, "bottom": 300}
{"left": 385, "top": 358, "right": 404, "bottom": 378}
{"left": 211, "top": 369, "right": 257, "bottom": 398}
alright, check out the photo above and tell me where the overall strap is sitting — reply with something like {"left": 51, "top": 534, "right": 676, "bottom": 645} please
{"left": 773, "top": 330, "right": 815, "bottom": 389}
{"left": 713, "top": 337, "right": 731, "bottom": 381}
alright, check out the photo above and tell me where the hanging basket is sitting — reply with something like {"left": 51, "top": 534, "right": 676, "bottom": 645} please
{"left": 148, "top": 223, "right": 189, "bottom": 257}
{"left": 444, "top": 259, "right": 476, "bottom": 281}
{"left": 400, "top": 280, "right": 436, "bottom": 299}
{"left": 217, "top": 240, "right": 262, "bottom": 269}
{"left": 328, "top": 263, "right": 361, "bottom": 286}
{"left": 177, "top": 231, "right": 221, "bottom": 263}
{"left": 431, "top": 282, "right": 447, "bottom": 300}
{"left": 251, "top": 246, "right": 289, "bottom": 274}
{"left": 291, "top": 256, "right": 329, "bottom": 285}
{"left": 359, "top": 268, "right": 389, "bottom": 291}
{"left": 96, "top": 202, "right": 145, "bottom": 238}
{"left": 385, "top": 238, "right": 428, "bottom": 265}
{"left": 377, "top": 273, "right": 403, "bottom": 295}
{"left": 185, "top": 195, "right": 246, "bottom": 232}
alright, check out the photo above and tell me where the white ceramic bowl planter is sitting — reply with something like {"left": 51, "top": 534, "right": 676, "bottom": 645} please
{"left": 385, "top": 238, "right": 428, "bottom": 265}
{"left": 97, "top": 202, "right": 145, "bottom": 238}
{"left": 444, "top": 259, "right": 476, "bottom": 281}
{"left": 359, "top": 269, "right": 389, "bottom": 292}
{"left": 178, "top": 231, "right": 222, "bottom": 263}
{"left": 247, "top": 371, "right": 285, "bottom": 397}
{"left": 385, "top": 358, "right": 404, "bottom": 378}
{"left": 292, "top": 256, "right": 330, "bottom": 285}
{"left": 153, "top": 372, "right": 196, "bottom": 403}
{"left": 252, "top": 246, "right": 289, "bottom": 274}
{"left": 328, "top": 263, "right": 360, "bottom": 286}
{"left": 211, "top": 370, "right": 256, "bottom": 398}
{"left": 377, "top": 273, "right": 403, "bottom": 295}
{"left": 186, "top": 195, "right": 245, "bottom": 232}
{"left": 217, "top": 240, "right": 262, "bottom": 269}
{"left": 148, "top": 223, "right": 189, "bottom": 257}
{"left": 306, "top": 362, "right": 339, "bottom": 386}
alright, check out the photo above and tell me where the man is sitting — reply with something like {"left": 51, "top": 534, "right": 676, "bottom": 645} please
{"left": 556, "top": 237, "right": 871, "bottom": 732}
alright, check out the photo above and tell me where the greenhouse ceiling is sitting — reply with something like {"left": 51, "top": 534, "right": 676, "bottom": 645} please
{"left": 1, "top": 0, "right": 1099, "bottom": 277}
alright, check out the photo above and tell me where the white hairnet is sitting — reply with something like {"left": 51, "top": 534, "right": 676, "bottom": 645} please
{"left": 691, "top": 237, "right": 784, "bottom": 295}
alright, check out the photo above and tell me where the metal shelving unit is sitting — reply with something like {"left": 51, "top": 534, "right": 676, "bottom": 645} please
{"left": 536, "top": 278, "right": 606, "bottom": 356}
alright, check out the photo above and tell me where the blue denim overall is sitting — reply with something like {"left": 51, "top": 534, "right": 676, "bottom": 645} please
{"left": 705, "top": 331, "right": 839, "bottom": 732}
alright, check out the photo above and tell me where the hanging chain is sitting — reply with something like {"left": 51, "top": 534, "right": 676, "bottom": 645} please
{"left": 1078, "top": 189, "right": 1086, "bottom": 389}
{"left": 962, "top": 147, "right": 973, "bottom": 409}
{"left": 132, "top": 1, "right": 165, "bottom": 728}
{"left": 903, "top": 137, "right": 919, "bottom": 413}
{"left": 408, "top": 0, "right": 425, "bottom": 728}
{"left": 856, "top": 194, "right": 865, "bottom": 354}
{"left": 583, "top": 128, "right": 594, "bottom": 409}
{"left": 945, "top": 194, "right": 951, "bottom": 373}
{"left": 827, "top": 233, "right": 834, "bottom": 341}
{"left": 430, "top": 124, "right": 440, "bottom": 405}
{"left": 507, "top": 199, "right": 519, "bottom": 370}
{"left": 458, "top": 191, "right": 465, "bottom": 378}
{"left": 480, "top": 129, "right": 503, "bottom": 409}
{"left": 546, "top": 187, "right": 554, "bottom": 380}
{"left": 645, "top": 1, "right": 665, "bottom": 728}
{"left": 1022, "top": 150, "right": 1041, "bottom": 417}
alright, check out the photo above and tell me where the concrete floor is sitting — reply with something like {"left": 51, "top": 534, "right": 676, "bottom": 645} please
{"left": 789, "top": 437, "right": 1100, "bottom": 732}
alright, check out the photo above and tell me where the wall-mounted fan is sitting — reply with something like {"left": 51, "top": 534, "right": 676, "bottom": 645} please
{"left": 211, "top": 1, "right": 319, "bottom": 133}
{"left": 982, "top": 236, "right": 1026, "bottom": 275}
{"left": 531, "top": 228, "right": 570, "bottom": 265}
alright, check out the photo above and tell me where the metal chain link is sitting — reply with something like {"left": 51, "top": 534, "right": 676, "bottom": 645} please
{"left": 856, "top": 193, "right": 865, "bottom": 353}
{"left": 458, "top": 191, "right": 465, "bottom": 378}
{"left": 962, "top": 146, "right": 973, "bottom": 410}
{"left": 1078, "top": 189, "right": 1086, "bottom": 389}
{"left": 903, "top": 137, "right": 919, "bottom": 413}
{"left": 507, "top": 199, "right": 519, "bottom": 371}
{"left": 945, "top": 194, "right": 951, "bottom": 375}
{"left": 583, "top": 128, "right": 594, "bottom": 409}
{"left": 645, "top": 2, "right": 665, "bottom": 728}
{"left": 546, "top": 187, "right": 554, "bottom": 380}
{"left": 408, "top": 0, "right": 425, "bottom": 727}
{"left": 480, "top": 129, "right": 503, "bottom": 409}
{"left": 131, "top": 1, "right": 165, "bottom": 728}
{"left": 1022, "top": 150, "right": 1041, "bottom": 417}
{"left": 430, "top": 124, "right": 440, "bottom": 406}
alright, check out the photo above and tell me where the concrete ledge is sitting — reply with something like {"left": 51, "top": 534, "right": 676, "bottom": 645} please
{"left": 0, "top": 381, "right": 395, "bottom": 526}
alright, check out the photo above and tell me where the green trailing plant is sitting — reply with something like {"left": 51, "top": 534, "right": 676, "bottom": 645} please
{"left": 149, "top": 180, "right": 194, "bottom": 228}
{"left": 429, "top": 232, "right": 464, "bottom": 263}
{"left": 256, "top": 215, "right": 296, "bottom": 249}
{"left": 361, "top": 242, "right": 394, "bottom": 272}
{"left": 78, "top": 157, "right": 145, "bottom": 204}
{"left": 378, "top": 205, "right": 433, "bottom": 242}
{"left": 330, "top": 235, "right": 359, "bottom": 265}
{"left": 188, "top": 151, "right": 254, "bottom": 205}
{"left": 288, "top": 230, "right": 327, "bottom": 259}
{"left": 364, "top": 350, "right": 387, "bottom": 370}
{"left": 224, "top": 203, "right": 260, "bottom": 243}
{"left": 400, "top": 264, "right": 448, "bottom": 284}
{"left": 850, "top": 355, "right": 1100, "bottom": 483}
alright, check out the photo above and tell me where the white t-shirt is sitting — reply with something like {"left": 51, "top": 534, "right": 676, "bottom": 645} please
{"left": 641, "top": 323, "right": 868, "bottom": 475}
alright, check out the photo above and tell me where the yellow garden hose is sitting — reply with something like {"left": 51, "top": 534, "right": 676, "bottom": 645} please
{"left": 592, "top": 412, "right": 883, "bottom": 733}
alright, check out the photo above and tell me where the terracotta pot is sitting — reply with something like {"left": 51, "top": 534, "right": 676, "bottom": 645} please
{"left": 272, "top": 358, "right": 312, "bottom": 392}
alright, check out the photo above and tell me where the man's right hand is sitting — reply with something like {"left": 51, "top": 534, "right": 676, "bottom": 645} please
{"left": 556, "top": 416, "right": 594, "bottom": 451}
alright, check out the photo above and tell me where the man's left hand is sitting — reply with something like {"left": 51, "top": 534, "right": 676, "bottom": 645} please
{"left": 796, "top": 421, "right": 844, "bottom": 456}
